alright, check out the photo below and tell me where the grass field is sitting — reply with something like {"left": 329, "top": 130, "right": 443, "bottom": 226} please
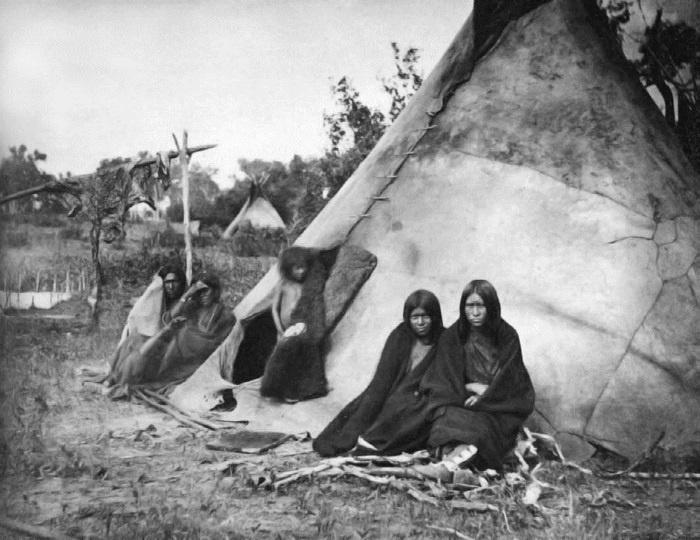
{"left": 0, "top": 223, "right": 698, "bottom": 539}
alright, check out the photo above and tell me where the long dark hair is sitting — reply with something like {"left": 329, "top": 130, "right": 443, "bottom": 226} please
{"left": 195, "top": 272, "right": 222, "bottom": 303}
{"left": 458, "top": 279, "right": 501, "bottom": 342}
{"left": 278, "top": 246, "right": 314, "bottom": 282}
{"left": 403, "top": 289, "right": 444, "bottom": 344}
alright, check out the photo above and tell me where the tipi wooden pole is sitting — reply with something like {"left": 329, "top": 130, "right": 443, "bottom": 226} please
{"left": 35, "top": 270, "right": 41, "bottom": 292}
{"left": 174, "top": 130, "right": 193, "bottom": 284}
{"left": 65, "top": 267, "right": 70, "bottom": 293}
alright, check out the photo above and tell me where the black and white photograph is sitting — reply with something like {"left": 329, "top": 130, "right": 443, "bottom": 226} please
{"left": 0, "top": 0, "right": 699, "bottom": 537}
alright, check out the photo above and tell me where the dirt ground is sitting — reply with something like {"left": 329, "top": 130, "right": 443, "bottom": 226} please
{"left": 0, "top": 225, "right": 698, "bottom": 539}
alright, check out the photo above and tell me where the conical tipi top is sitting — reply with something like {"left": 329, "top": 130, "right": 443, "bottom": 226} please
{"left": 221, "top": 176, "right": 285, "bottom": 238}
{"left": 176, "top": 0, "right": 700, "bottom": 460}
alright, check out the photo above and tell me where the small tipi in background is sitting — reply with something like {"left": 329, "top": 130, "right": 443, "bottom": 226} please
{"left": 221, "top": 176, "right": 285, "bottom": 239}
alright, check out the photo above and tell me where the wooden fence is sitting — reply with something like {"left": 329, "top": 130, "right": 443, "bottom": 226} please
{"left": 0, "top": 266, "right": 88, "bottom": 310}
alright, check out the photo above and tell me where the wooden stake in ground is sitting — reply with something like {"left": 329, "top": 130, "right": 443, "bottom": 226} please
{"left": 173, "top": 131, "right": 193, "bottom": 284}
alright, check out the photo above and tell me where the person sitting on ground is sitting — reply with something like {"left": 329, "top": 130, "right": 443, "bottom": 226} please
{"left": 149, "top": 272, "right": 236, "bottom": 388}
{"left": 105, "top": 263, "right": 186, "bottom": 388}
{"left": 160, "top": 266, "right": 187, "bottom": 323}
{"left": 416, "top": 279, "right": 535, "bottom": 480}
{"left": 313, "top": 289, "right": 445, "bottom": 457}
{"left": 261, "top": 246, "right": 329, "bottom": 402}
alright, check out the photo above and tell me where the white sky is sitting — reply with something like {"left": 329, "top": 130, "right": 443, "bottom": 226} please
{"left": 0, "top": 0, "right": 469, "bottom": 188}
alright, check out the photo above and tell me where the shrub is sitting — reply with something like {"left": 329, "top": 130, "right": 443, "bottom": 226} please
{"left": 228, "top": 223, "right": 288, "bottom": 257}
{"left": 58, "top": 223, "right": 85, "bottom": 241}
{"left": 156, "top": 227, "right": 182, "bottom": 248}
{"left": 0, "top": 211, "right": 68, "bottom": 228}
{"left": 5, "top": 229, "right": 29, "bottom": 247}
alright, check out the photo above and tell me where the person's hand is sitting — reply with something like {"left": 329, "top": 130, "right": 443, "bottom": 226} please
{"left": 190, "top": 280, "right": 209, "bottom": 294}
{"left": 169, "top": 315, "right": 187, "bottom": 328}
{"left": 283, "top": 322, "right": 307, "bottom": 338}
{"left": 276, "top": 323, "right": 306, "bottom": 341}
{"left": 464, "top": 395, "right": 480, "bottom": 407}
{"left": 182, "top": 280, "right": 209, "bottom": 301}
{"left": 465, "top": 382, "right": 488, "bottom": 395}
{"left": 464, "top": 382, "right": 487, "bottom": 408}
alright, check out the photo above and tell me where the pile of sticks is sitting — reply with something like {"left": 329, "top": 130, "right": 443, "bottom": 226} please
{"left": 268, "top": 452, "right": 455, "bottom": 505}
{"left": 133, "top": 388, "right": 224, "bottom": 431}
{"left": 258, "top": 430, "right": 597, "bottom": 508}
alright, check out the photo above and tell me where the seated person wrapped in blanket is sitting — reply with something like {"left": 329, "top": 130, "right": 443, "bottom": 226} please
{"left": 313, "top": 289, "right": 445, "bottom": 456}
{"left": 416, "top": 279, "right": 535, "bottom": 479}
{"left": 106, "top": 269, "right": 235, "bottom": 394}
{"left": 106, "top": 263, "right": 186, "bottom": 389}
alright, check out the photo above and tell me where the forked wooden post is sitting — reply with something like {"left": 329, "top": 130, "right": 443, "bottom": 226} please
{"left": 174, "top": 130, "right": 193, "bottom": 284}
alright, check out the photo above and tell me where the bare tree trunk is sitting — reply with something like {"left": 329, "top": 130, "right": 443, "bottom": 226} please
{"left": 89, "top": 218, "right": 103, "bottom": 332}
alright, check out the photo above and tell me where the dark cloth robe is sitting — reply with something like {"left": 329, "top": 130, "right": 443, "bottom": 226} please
{"left": 313, "top": 323, "right": 441, "bottom": 457}
{"left": 153, "top": 302, "right": 236, "bottom": 387}
{"left": 420, "top": 319, "right": 535, "bottom": 468}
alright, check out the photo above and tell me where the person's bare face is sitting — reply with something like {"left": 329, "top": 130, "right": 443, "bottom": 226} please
{"left": 464, "top": 293, "right": 487, "bottom": 327}
{"left": 199, "top": 287, "right": 215, "bottom": 307}
{"left": 409, "top": 307, "right": 432, "bottom": 338}
{"left": 163, "top": 273, "right": 182, "bottom": 300}
{"left": 291, "top": 264, "right": 307, "bottom": 282}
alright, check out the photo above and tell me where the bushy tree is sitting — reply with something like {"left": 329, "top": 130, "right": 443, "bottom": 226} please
{"left": 287, "top": 42, "right": 424, "bottom": 238}
{"left": 0, "top": 145, "right": 51, "bottom": 213}
{"left": 208, "top": 186, "right": 249, "bottom": 229}
{"left": 599, "top": 0, "right": 700, "bottom": 173}
{"left": 166, "top": 163, "right": 221, "bottom": 223}
{"left": 382, "top": 42, "right": 423, "bottom": 123}
{"left": 637, "top": 11, "right": 700, "bottom": 171}
{"left": 324, "top": 76, "right": 387, "bottom": 158}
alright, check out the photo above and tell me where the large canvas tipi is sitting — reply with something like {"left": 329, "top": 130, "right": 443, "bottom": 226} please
{"left": 221, "top": 179, "right": 285, "bottom": 238}
{"left": 174, "top": 0, "right": 700, "bottom": 460}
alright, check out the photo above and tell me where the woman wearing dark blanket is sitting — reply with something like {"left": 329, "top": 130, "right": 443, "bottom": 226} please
{"left": 314, "top": 290, "right": 444, "bottom": 457}
{"left": 153, "top": 273, "right": 236, "bottom": 385}
{"left": 417, "top": 280, "right": 535, "bottom": 479}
